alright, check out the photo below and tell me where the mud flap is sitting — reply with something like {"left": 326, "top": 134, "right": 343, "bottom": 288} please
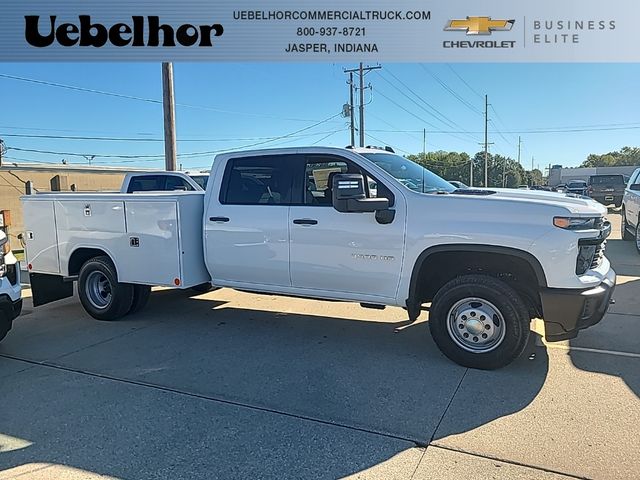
{"left": 30, "top": 273, "right": 74, "bottom": 307}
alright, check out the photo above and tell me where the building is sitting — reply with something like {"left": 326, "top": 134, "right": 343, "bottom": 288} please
{"left": 0, "top": 162, "right": 156, "bottom": 244}
{"left": 548, "top": 165, "right": 638, "bottom": 187}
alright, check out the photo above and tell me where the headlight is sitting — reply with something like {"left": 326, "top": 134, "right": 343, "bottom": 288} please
{"left": 553, "top": 216, "right": 601, "bottom": 230}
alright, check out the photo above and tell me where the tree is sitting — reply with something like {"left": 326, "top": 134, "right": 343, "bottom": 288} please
{"left": 581, "top": 147, "right": 640, "bottom": 167}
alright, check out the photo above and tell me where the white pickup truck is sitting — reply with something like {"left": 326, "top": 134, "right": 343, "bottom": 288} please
{"left": 21, "top": 146, "right": 616, "bottom": 369}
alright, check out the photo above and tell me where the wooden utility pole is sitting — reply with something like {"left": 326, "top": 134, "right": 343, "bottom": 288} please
{"left": 517, "top": 136, "right": 522, "bottom": 165}
{"left": 484, "top": 94, "right": 489, "bottom": 187}
{"left": 348, "top": 72, "right": 356, "bottom": 147}
{"left": 422, "top": 128, "right": 426, "bottom": 157}
{"left": 469, "top": 156, "right": 474, "bottom": 187}
{"left": 162, "top": 62, "right": 177, "bottom": 171}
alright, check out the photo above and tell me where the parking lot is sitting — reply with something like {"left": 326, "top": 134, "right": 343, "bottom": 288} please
{"left": 0, "top": 212, "right": 638, "bottom": 480}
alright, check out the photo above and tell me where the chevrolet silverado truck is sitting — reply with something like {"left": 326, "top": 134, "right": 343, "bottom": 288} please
{"left": 21, "top": 146, "right": 616, "bottom": 369}
{"left": 0, "top": 230, "right": 22, "bottom": 343}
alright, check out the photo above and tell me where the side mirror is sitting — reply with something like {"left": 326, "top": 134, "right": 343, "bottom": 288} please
{"left": 630, "top": 184, "right": 640, "bottom": 191}
{"left": 331, "top": 173, "right": 389, "bottom": 213}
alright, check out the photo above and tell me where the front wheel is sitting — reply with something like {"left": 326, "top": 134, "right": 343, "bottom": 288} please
{"left": 429, "top": 274, "right": 530, "bottom": 370}
{"left": 78, "top": 256, "right": 134, "bottom": 321}
{"left": 636, "top": 223, "right": 640, "bottom": 254}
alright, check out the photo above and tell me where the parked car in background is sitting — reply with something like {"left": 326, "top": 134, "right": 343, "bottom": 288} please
{"left": 0, "top": 231, "right": 22, "bottom": 343}
{"left": 121, "top": 172, "right": 205, "bottom": 193}
{"left": 184, "top": 172, "right": 210, "bottom": 190}
{"left": 566, "top": 180, "right": 589, "bottom": 196}
{"left": 517, "top": 185, "right": 529, "bottom": 189}
{"left": 621, "top": 167, "right": 640, "bottom": 252}
{"left": 447, "top": 180, "right": 468, "bottom": 189}
{"left": 555, "top": 184, "right": 567, "bottom": 193}
{"left": 588, "top": 174, "right": 628, "bottom": 207}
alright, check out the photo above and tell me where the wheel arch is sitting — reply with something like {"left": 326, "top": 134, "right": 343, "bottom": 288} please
{"left": 407, "top": 244, "right": 547, "bottom": 317}
{"left": 68, "top": 246, "right": 119, "bottom": 279}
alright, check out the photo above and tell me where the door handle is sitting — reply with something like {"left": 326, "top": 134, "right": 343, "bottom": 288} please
{"left": 293, "top": 218, "right": 318, "bottom": 225}
{"left": 209, "top": 216, "right": 230, "bottom": 222}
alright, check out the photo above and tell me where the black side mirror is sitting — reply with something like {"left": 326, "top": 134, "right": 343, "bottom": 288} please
{"left": 630, "top": 184, "right": 640, "bottom": 191}
{"left": 331, "top": 173, "right": 390, "bottom": 213}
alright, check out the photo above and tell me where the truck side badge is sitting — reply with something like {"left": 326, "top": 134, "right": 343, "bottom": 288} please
{"left": 130, "top": 237, "right": 140, "bottom": 247}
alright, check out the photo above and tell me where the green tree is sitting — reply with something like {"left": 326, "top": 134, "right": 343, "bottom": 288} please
{"left": 581, "top": 146, "right": 640, "bottom": 167}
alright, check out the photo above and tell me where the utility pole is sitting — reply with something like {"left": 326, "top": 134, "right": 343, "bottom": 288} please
{"left": 517, "top": 136, "right": 522, "bottom": 165}
{"left": 469, "top": 157, "right": 474, "bottom": 187}
{"left": 484, "top": 94, "right": 489, "bottom": 187}
{"left": 344, "top": 63, "right": 381, "bottom": 147}
{"left": 422, "top": 128, "right": 426, "bottom": 158}
{"left": 348, "top": 72, "right": 355, "bottom": 147}
{"left": 502, "top": 156, "right": 507, "bottom": 188}
{"left": 162, "top": 62, "right": 177, "bottom": 171}
{"left": 359, "top": 63, "right": 365, "bottom": 147}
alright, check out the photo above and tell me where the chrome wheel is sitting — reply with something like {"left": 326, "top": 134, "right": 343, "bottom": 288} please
{"left": 85, "top": 271, "right": 112, "bottom": 309}
{"left": 446, "top": 297, "right": 506, "bottom": 353}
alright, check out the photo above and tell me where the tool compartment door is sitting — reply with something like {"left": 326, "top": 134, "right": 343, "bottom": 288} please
{"left": 122, "top": 200, "right": 181, "bottom": 286}
{"left": 22, "top": 199, "right": 60, "bottom": 273}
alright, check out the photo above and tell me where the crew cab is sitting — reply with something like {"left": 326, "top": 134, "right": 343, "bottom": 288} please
{"left": 21, "top": 147, "right": 616, "bottom": 369}
{"left": 0, "top": 231, "right": 22, "bottom": 343}
{"left": 621, "top": 167, "right": 640, "bottom": 252}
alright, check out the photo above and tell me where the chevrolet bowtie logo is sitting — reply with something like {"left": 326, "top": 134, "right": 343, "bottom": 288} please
{"left": 445, "top": 17, "right": 515, "bottom": 35}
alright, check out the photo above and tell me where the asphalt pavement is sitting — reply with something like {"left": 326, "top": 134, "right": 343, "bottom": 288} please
{"left": 0, "top": 213, "right": 638, "bottom": 479}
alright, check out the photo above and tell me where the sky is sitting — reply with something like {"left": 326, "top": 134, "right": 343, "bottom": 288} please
{"left": 1, "top": 63, "right": 639, "bottom": 171}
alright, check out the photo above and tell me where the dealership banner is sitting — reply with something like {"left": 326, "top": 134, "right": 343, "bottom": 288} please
{"left": 1, "top": 0, "right": 638, "bottom": 61}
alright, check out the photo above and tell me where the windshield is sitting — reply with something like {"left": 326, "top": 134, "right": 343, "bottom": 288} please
{"left": 359, "top": 152, "right": 456, "bottom": 194}
{"left": 190, "top": 175, "right": 209, "bottom": 189}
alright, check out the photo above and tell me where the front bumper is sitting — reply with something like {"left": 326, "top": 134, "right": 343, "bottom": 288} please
{"left": 540, "top": 267, "right": 616, "bottom": 342}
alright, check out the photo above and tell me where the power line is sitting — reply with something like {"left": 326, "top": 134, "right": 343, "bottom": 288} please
{"left": 0, "top": 130, "right": 342, "bottom": 143}
{"left": 373, "top": 87, "right": 480, "bottom": 146}
{"left": 382, "top": 68, "right": 474, "bottom": 134}
{"left": 446, "top": 65, "right": 484, "bottom": 100}
{"left": 420, "top": 65, "right": 483, "bottom": 116}
{"left": 0, "top": 73, "right": 340, "bottom": 123}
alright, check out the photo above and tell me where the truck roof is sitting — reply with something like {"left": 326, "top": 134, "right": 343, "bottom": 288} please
{"left": 212, "top": 145, "right": 396, "bottom": 161}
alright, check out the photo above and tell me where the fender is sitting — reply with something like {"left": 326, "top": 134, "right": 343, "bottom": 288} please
{"left": 406, "top": 244, "right": 548, "bottom": 315}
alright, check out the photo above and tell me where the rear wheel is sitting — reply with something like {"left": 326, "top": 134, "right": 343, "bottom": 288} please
{"left": 621, "top": 209, "right": 633, "bottom": 240}
{"left": 635, "top": 223, "right": 640, "bottom": 254}
{"left": 129, "top": 285, "right": 151, "bottom": 314}
{"left": 429, "top": 274, "right": 530, "bottom": 370}
{"left": 191, "top": 282, "right": 218, "bottom": 294}
{"left": 78, "top": 256, "right": 134, "bottom": 321}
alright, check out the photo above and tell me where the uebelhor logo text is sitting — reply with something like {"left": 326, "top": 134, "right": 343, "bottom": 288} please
{"left": 24, "top": 16, "right": 224, "bottom": 47}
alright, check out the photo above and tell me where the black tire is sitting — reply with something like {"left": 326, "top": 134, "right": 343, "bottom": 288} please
{"left": 129, "top": 285, "right": 151, "bottom": 315}
{"left": 635, "top": 223, "right": 640, "bottom": 254}
{"left": 0, "top": 320, "right": 10, "bottom": 343}
{"left": 78, "top": 256, "right": 134, "bottom": 321}
{"left": 191, "top": 282, "right": 217, "bottom": 294}
{"left": 621, "top": 210, "right": 633, "bottom": 241}
{"left": 429, "top": 274, "right": 530, "bottom": 370}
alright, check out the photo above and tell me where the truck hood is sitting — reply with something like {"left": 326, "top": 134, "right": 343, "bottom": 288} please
{"left": 451, "top": 188, "right": 606, "bottom": 216}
